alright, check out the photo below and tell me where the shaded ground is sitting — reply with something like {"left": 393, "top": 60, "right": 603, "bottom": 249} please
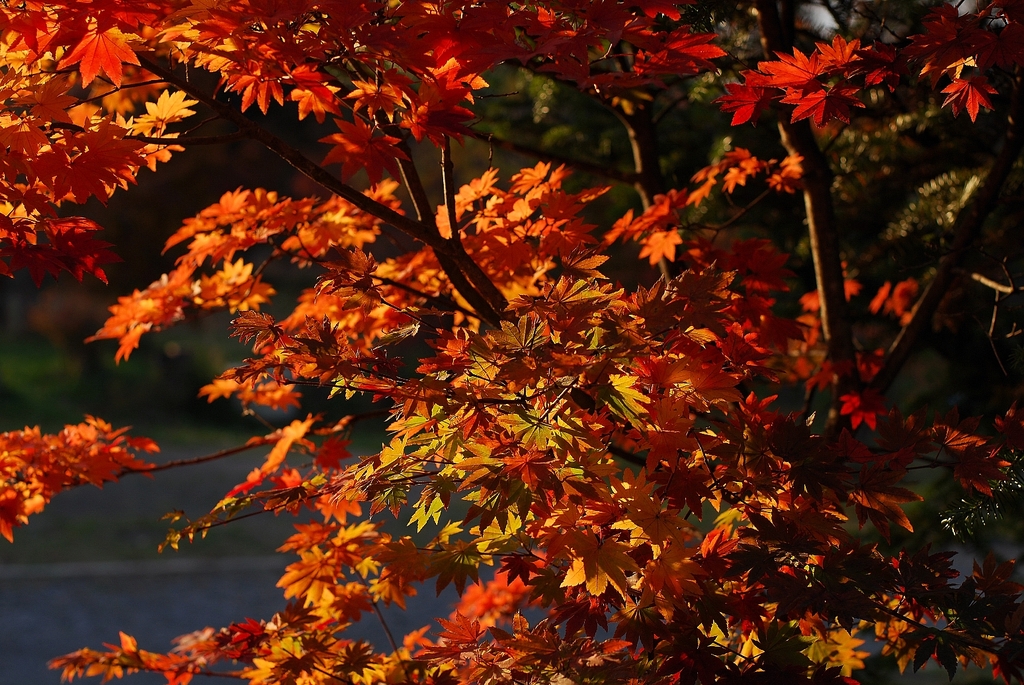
{"left": 1, "top": 440, "right": 452, "bottom": 685}
{"left": 1, "top": 558, "right": 450, "bottom": 685}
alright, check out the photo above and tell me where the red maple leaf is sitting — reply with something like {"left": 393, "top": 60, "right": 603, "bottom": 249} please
{"left": 904, "top": 5, "right": 988, "bottom": 83}
{"left": 639, "top": 229, "right": 682, "bottom": 265}
{"left": 56, "top": 121, "right": 146, "bottom": 204}
{"left": 975, "top": 22, "right": 1024, "bottom": 69}
{"left": 851, "top": 464, "right": 922, "bottom": 540}
{"left": 856, "top": 43, "right": 905, "bottom": 91}
{"left": 942, "top": 76, "right": 998, "bottom": 122}
{"left": 46, "top": 217, "right": 121, "bottom": 283}
{"left": 760, "top": 48, "right": 825, "bottom": 89}
{"left": 782, "top": 81, "right": 864, "bottom": 126}
{"left": 320, "top": 118, "right": 407, "bottom": 185}
{"left": 815, "top": 35, "right": 861, "bottom": 71}
{"left": 839, "top": 388, "right": 887, "bottom": 430}
{"left": 61, "top": 27, "right": 140, "bottom": 87}
{"left": 4, "top": 217, "right": 120, "bottom": 285}
{"left": 995, "top": 403, "right": 1024, "bottom": 451}
{"left": 717, "top": 77, "right": 774, "bottom": 126}
{"left": 288, "top": 65, "right": 341, "bottom": 124}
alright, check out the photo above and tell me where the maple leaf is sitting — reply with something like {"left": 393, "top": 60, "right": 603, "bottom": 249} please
{"left": 320, "top": 117, "right": 407, "bottom": 185}
{"left": 57, "top": 120, "right": 146, "bottom": 203}
{"left": 942, "top": 76, "right": 998, "bottom": 122}
{"left": 782, "top": 81, "right": 864, "bottom": 126}
{"left": 716, "top": 76, "right": 774, "bottom": 125}
{"left": 346, "top": 77, "right": 408, "bottom": 118}
{"left": 15, "top": 75, "right": 76, "bottom": 123}
{"left": 976, "top": 22, "right": 1024, "bottom": 69}
{"left": 850, "top": 464, "right": 922, "bottom": 540}
{"left": 753, "top": 622, "right": 814, "bottom": 670}
{"left": 839, "top": 389, "right": 887, "bottom": 430}
{"left": 288, "top": 65, "right": 341, "bottom": 123}
{"left": 903, "top": 5, "right": 986, "bottom": 83}
{"left": 816, "top": 35, "right": 861, "bottom": 71}
{"left": 560, "top": 250, "right": 609, "bottom": 279}
{"left": 638, "top": 229, "right": 682, "bottom": 265}
{"left": 315, "top": 436, "right": 351, "bottom": 471}
{"left": 46, "top": 217, "right": 122, "bottom": 284}
{"left": 562, "top": 535, "right": 639, "bottom": 598}
{"left": 5, "top": 217, "right": 121, "bottom": 285}
{"left": 761, "top": 49, "right": 825, "bottom": 89}
{"left": 597, "top": 374, "right": 650, "bottom": 424}
{"left": 62, "top": 27, "right": 140, "bottom": 88}
{"left": 230, "top": 311, "right": 285, "bottom": 351}
{"left": 995, "top": 403, "right": 1024, "bottom": 450}
{"left": 857, "top": 43, "right": 905, "bottom": 91}
{"left": 425, "top": 612, "right": 484, "bottom": 661}
{"left": 132, "top": 90, "right": 198, "bottom": 135}
{"left": 952, "top": 446, "right": 1008, "bottom": 496}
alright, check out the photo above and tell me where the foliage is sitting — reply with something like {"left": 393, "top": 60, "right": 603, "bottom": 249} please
{"left": 4, "top": 1, "right": 1024, "bottom": 684}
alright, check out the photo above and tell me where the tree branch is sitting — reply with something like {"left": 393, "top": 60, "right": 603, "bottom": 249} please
{"left": 871, "top": 69, "right": 1024, "bottom": 394}
{"left": 129, "top": 131, "right": 247, "bottom": 146}
{"left": 612, "top": 101, "right": 673, "bottom": 277}
{"left": 117, "top": 441, "right": 270, "bottom": 478}
{"left": 441, "top": 136, "right": 460, "bottom": 240}
{"left": 51, "top": 121, "right": 247, "bottom": 147}
{"left": 613, "top": 104, "right": 667, "bottom": 207}
{"left": 137, "top": 54, "right": 507, "bottom": 326}
{"left": 463, "top": 128, "right": 640, "bottom": 185}
{"left": 373, "top": 274, "right": 480, "bottom": 320}
{"left": 755, "top": 0, "right": 859, "bottom": 435}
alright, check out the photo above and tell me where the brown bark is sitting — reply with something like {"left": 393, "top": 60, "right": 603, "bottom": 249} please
{"left": 615, "top": 104, "right": 667, "bottom": 207}
{"left": 755, "top": 0, "right": 859, "bottom": 435}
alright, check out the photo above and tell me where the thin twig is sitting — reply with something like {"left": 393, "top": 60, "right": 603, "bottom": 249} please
{"left": 373, "top": 275, "right": 479, "bottom": 320}
{"left": 76, "top": 78, "right": 168, "bottom": 105}
{"left": 872, "top": 68, "right": 1024, "bottom": 393}
{"left": 50, "top": 121, "right": 246, "bottom": 146}
{"left": 967, "top": 270, "right": 1016, "bottom": 294}
{"left": 129, "top": 131, "right": 247, "bottom": 146}
{"left": 119, "top": 441, "right": 271, "bottom": 477}
{"left": 462, "top": 128, "right": 639, "bottom": 185}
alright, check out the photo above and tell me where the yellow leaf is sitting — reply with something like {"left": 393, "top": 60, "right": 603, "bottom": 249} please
{"left": 262, "top": 416, "right": 314, "bottom": 474}
{"left": 561, "top": 534, "right": 639, "bottom": 597}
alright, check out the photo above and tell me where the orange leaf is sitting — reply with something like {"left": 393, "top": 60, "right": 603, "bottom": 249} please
{"left": 62, "top": 27, "right": 140, "bottom": 87}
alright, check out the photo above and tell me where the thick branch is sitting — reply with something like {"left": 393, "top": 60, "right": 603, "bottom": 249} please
{"left": 370, "top": 106, "right": 438, "bottom": 227}
{"left": 755, "top": 0, "right": 859, "bottom": 433}
{"left": 614, "top": 104, "right": 667, "bottom": 207}
{"left": 871, "top": 70, "right": 1024, "bottom": 394}
{"left": 137, "top": 55, "right": 506, "bottom": 325}
{"left": 612, "top": 101, "right": 673, "bottom": 277}
{"left": 441, "top": 136, "right": 460, "bottom": 240}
